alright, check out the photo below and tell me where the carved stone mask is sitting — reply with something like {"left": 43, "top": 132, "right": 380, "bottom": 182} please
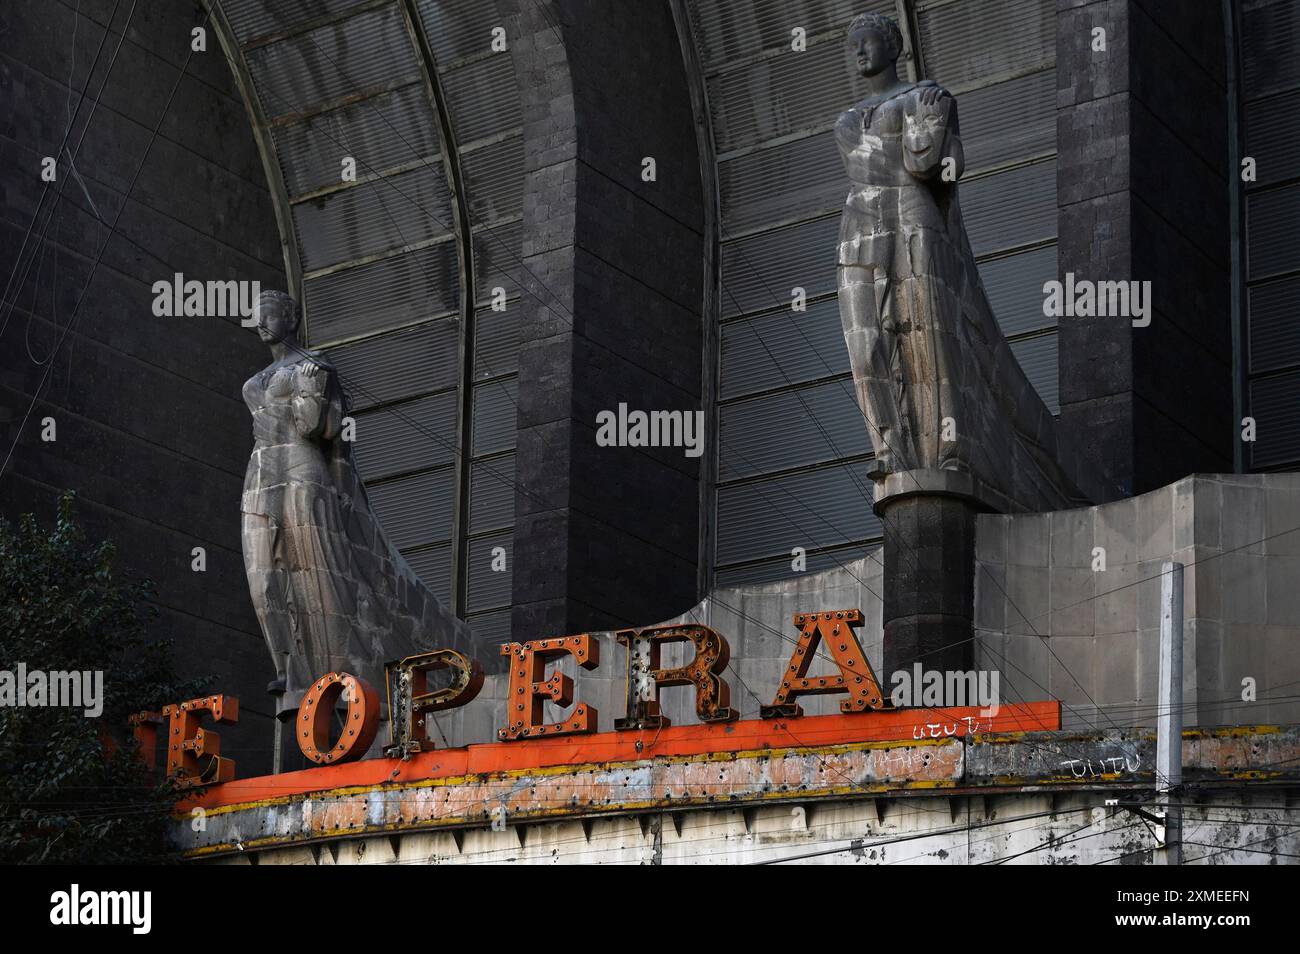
{"left": 903, "top": 96, "right": 950, "bottom": 164}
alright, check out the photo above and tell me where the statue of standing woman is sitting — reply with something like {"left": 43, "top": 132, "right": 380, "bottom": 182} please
{"left": 835, "top": 13, "right": 1083, "bottom": 511}
{"left": 240, "top": 290, "right": 473, "bottom": 716}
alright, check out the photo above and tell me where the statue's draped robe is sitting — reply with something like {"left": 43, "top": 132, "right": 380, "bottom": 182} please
{"left": 241, "top": 355, "right": 473, "bottom": 712}
{"left": 835, "top": 82, "right": 1081, "bottom": 510}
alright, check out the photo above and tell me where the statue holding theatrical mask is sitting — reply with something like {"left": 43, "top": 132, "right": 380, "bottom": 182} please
{"left": 835, "top": 12, "right": 1084, "bottom": 511}
{"left": 240, "top": 290, "right": 473, "bottom": 715}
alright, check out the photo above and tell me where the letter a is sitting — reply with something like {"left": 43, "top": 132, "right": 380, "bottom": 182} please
{"left": 762, "top": 609, "right": 885, "bottom": 718}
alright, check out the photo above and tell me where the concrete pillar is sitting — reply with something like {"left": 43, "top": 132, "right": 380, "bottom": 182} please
{"left": 880, "top": 495, "right": 977, "bottom": 679}
{"left": 505, "top": 0, "right": 706, "bottom": 644}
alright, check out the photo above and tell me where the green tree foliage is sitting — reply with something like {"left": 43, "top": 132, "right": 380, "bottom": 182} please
{"left": 0, "top": 493, "right": 205, "bottom": 863}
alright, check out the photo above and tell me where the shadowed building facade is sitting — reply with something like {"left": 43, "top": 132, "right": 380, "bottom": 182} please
{"left": 2, "top": 0, "right": 1296, "bottom": 777}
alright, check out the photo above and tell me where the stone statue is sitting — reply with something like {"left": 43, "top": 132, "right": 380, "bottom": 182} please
{"left": 240, "top": 290, "right": 474, "bottom": 717}
{"left": 835, "top": 13, "right": 1086, "bottom": 512}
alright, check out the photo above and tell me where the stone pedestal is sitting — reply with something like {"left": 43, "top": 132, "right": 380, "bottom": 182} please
{"left": 878, "top": 486, "right": 978, "bottom": 680}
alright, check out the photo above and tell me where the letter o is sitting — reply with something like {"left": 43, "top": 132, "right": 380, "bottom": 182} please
{"left": 297, "top": 672, "right": 379, "bottom": 764}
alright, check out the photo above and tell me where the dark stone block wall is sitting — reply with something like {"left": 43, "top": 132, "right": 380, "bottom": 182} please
{"left": 504, "top": 0, "right": 706, "bottom": 643}
{"left": 1056, "top": 0, "right": 1234, "bottom": 500}
{"left": 0, "top": 0, "right": 282, "bottom": 774}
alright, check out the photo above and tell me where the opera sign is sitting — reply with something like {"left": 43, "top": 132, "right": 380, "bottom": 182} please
{"left": 133, "top": 609, "right": 884, "bottom": 789}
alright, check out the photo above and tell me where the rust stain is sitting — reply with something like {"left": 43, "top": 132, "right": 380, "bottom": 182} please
{"left": 179, "top": 735, "right": 964, "bottom": 856}
{"left": 181, "top": 702, "right": 1058, "bottom": 813}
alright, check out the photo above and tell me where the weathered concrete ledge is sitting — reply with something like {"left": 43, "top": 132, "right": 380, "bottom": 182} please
{"left": 173, "top": 719, "right": 1300, "bottom": 859}
{"left": 966, "top": 724, "right": 1300, "bottom": 786}
{"left": 874, "top": 466, "right": 1015, "bottom": 515}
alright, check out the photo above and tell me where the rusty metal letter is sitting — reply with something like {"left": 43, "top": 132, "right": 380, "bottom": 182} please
{"left": 614, "top": 624, "right": 737, "bottom": 730}
{"left": 128, "top": 710, "right": 164, "bottom": 772}
{"left": 384, "top": 649, "right": 484, "bottom": 758}
{"left": 762, "top": 609, "right": 885, "bottom": 718}
{"left": 161, "top": 695, "right": 239, "bottom": 789}
{"left": 297, "top": 672, "right": 380, "bottom": 765}
{"left": 498, "top": 635, "right": 599, "bottom": 740}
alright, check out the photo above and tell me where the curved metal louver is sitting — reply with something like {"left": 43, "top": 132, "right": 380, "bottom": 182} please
{"left": 681, "top": 0, "right": 1062, "bottom": 585}
{"left": 207, "top": 0, "right": 523, "bottom": 634}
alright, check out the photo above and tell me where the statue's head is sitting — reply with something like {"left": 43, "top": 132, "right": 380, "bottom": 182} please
{"left": 254, "top": 290, "right": 301, "bottom": 345}
{"left": 847, "top": 12, "right": 903, "bottom": 78}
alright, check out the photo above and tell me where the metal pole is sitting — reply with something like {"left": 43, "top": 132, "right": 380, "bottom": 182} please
{"left": 1155, "top": 561, "right": 1184, "bottom": 865}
